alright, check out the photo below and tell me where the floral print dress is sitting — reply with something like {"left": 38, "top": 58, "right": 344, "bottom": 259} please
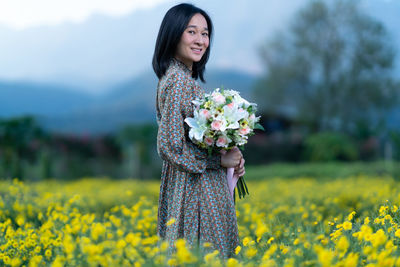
{"left": 155, "top": 58, "right": 240, "bottom": 258}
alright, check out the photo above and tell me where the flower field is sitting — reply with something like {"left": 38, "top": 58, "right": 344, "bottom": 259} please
{"left": 1, "top": 175, "right": 400, "bottom": 266}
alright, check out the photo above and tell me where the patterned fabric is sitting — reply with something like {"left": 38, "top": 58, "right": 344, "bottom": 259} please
{"left": 155, "top": 57, "right": 240, "bottom": 259}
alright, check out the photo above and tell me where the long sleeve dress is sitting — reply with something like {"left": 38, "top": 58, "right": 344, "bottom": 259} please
{"left": 156, "top": 57, "right": 240, "bottom": 259}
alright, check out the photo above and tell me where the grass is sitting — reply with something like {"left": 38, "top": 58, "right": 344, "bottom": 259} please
{"left": 244, "top": 161, "right": 400, "bottom": 180}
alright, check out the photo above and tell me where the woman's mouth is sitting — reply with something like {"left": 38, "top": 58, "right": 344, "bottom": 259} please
{"left": 191, "top": 48, "right": 202, "bottom": 54}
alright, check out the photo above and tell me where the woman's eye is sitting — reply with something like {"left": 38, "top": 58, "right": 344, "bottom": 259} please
{"left": 202, "top": 32, "right": 209, "bottom": 37}
{"left": 188, "top": 30, "right": 195, "bottom": 34}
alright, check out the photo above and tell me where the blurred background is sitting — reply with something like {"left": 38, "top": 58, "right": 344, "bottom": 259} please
{"left": 0, "top": 0, "right": 399, "bottom": 181}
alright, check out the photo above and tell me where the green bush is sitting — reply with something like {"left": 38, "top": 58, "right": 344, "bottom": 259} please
{"left": 303, "top": 132, "right": 358, "bottom": 161}
{"left": 245, "top": 161, "right": 400, "bottom": 180}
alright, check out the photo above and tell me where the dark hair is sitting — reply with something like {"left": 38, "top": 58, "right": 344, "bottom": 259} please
{"left": 152, "top": 3, "right": 213, "bottom": 83}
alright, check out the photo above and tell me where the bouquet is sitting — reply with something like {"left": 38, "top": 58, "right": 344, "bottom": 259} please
{"left": 184, "top": 87, "right": 264, "bottom": 201}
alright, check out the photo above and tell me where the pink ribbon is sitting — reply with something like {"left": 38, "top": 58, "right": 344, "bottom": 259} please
{"left": 220, "top": 149, "right": 239, "bottom": 200}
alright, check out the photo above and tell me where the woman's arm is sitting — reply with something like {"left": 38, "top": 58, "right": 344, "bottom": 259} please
{"left": 157, "top": 72, "right": 221, "bottom": 174}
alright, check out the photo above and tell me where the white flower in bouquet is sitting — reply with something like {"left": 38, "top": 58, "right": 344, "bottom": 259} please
{"left": 184, "top": 109, "right": 207, "bottom": 142}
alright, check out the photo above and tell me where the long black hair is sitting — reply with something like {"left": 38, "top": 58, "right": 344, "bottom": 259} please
{"left": 152, "top": 3, "right": 213, "bottom": 83}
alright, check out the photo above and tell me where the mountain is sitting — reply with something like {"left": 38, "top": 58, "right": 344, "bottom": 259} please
{"left": 200, "top": 69, "right": 258, "bottom": 102}
{"left": 0, "top": 69, "right": 258, "bottom": 134}
{"left": 0, "top": 81, "right": 95, "bottom": 117}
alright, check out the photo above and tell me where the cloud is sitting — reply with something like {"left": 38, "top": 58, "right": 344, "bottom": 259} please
{"left": 0, "top": 0, "right": 171, "bottom": 30}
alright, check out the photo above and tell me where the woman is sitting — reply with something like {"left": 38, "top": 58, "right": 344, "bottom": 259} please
{"left": 152, "top": 3, "right": 245, "bottom": 258}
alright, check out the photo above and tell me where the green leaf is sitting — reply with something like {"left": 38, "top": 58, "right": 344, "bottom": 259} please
{"left": 207, "top": 147, "right": 213, "bottom": 157}
{"left": 254, "top": 123, "right": 265, "bottom": 131}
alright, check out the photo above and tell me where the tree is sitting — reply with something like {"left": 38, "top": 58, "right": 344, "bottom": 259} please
{"left": 117, "top": 123, "right": 158, "bottom": 179}
{"left": 0, "top": 116, "right": 46, "bottom": 180}
{"left": 254, "top": 0, "right": 398, "bottom": 134}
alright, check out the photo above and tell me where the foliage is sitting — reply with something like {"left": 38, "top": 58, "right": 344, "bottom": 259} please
{"left": 0, "top": 117, "right": 161, "bottom": 181}
{"left": 244, "top": 161, "right": 400, "bottom": 180}
{"left": 303, "top": 132, "right": 358, "bottom": 162}
{"left": 117, "top": 123, "right": 159, "bottom": 179}
{"left": 254, "top": 0, "right": 398, "bottom": 135}
{"left": 2, "top": 176, "right": 400, "bottom": 266}
{"left": 0, "top": 116, "right": 46, "bottom": 180}
{"left": 389, "top": 130, "right": 400, "bottom": 160}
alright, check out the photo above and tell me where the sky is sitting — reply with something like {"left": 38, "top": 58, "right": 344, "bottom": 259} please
{"left": 0, "top": 0, "right": 171, "bottom": 30}
{"left": 0, "top": 0, "right": 398, "bottom": 94}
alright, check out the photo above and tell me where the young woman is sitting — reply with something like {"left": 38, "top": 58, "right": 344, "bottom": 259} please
{"left": 152, "top": 3, "right": 245, "bottom": 258}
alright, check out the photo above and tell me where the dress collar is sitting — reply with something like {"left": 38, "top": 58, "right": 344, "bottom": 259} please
{"left": 171, "top": 57, "right": 193, "bottom": 76}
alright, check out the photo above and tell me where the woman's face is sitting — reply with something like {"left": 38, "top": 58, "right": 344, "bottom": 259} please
{"left": 175, "top": 13, "right": 210, "bottom": 70}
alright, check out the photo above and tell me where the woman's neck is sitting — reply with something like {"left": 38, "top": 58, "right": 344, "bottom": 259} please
{"left": 174, "top": 56, "right": 193, "bottom": 71}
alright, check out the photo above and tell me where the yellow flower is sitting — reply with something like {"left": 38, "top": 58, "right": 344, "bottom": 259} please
{"left": 262, "top": 244, "right": 278, "bottom": 260}
{"left": 204, "top": 250, "right": 220, "bottom": 264}
{"left": 343, "top": 252, "right": 359, "bottom": 267}
{"left": 10, "top": 258, "right": 21, "bottom": 267}
{"left": 245, "top": 247, "right": 257, "bottom": 258}
{"left": 379, "top": 205, "right": 388, "bottom": 216}
{"left": 363, "top": 246, "right": 373, "bottom": 255}
{"left": 343, "top": 221, "right": 352, "bottom": 230}
{"left": 91, "top": 223, "right": 106, "bottom": 241}
{"left": 226, "top": 258, "right": 241, "bottom": 267}
{"left": 315, "top": 245, "right": 334, "bottom": 267}
{"left": 116, "top": 239, "right": 127, "bottom": 249}
{"left": 348, "top": 211, "right": 356, "bottom": 221}
{"left": 166, "top": 217, "right": 176, "bottom": 226}
{"left": 256, "top": 224, "right": 268, "bottom": 241}
{"left": 235, "top": 245, "right": 242, "bottom": 255}
{"left": 45, "top": 249, "right": 52, "bottom": 259}
{"left": 200, "top": 242, "right": 211, "bottom": 249}
{"left": 294, "top": 248, "right": 303, "bottom": 257}
{"left": 260, "top": 259, "right": 276, "bottom": 267}
{"left": 167, "top": 258, "right": 177, "bottom": 266}
{"left": 175, "top": 239, "right": 196, "bottom": 264}
{"left": 3, "top": 256, "right": 11, "bottom": 265}
{"left": 283, "top": 258, "right": 295, "bottom": 267}
{"left": 16, "top": 215, "right": 25, "bottom": 226}
{"left": 395, "top": 229, "right": 400, "bottom": 238}
{"left": 28, "top": 255, "right": 43, "bottom": 266}
{"left": 160, "top": 241, "right": 169, "bottom": 252}
{"left": 242, "top": 237, "right": 251, "bottom": 247}
{"left": 336, "top": 236, "right": 349, "bottom": 252}
{"left": 370, "top": 229, "right": 387, "bottom": 248}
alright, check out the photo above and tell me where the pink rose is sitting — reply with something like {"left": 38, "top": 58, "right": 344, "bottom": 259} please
{"left": 199, "top": 109, "right": 211, "bottom": 119}
{"left": 211, "top": 120, "right": 222, "bottom": 131}
{"left": 204, "top": 137, "right": 214, "bottom": 146}
{"left": 239, "top": 127, "right": 251, "bottom": 135}
{"left": 216, "top": 136, "right": 228, "bottom": 147}
{"left": 227, "top": 102, "right": 234, "bottom": 109}
{"left": 212, "top": 93, "right": 226, "bottom": 104}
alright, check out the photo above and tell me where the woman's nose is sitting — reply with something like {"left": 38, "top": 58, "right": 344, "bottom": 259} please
{"left": 195, "top": 33, "right": 204, "bottom": 45}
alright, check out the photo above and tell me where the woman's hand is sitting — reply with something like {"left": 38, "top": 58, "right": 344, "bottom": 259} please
{"left": 234, "top": 158, "right": 245, "bottom": 177}
{"left": 220, "top": 146, "right": 242, "bottom": 168}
